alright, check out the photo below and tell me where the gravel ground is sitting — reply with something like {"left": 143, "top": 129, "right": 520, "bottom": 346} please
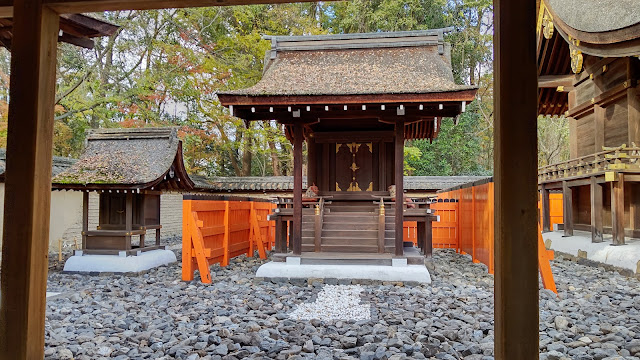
{"left": 44, "top": 249, "right": 640, "bottom": 360}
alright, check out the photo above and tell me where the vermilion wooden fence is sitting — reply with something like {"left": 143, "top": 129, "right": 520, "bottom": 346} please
{"left": 436, "top": 181, "right": 556, "bottom": 292}
{"left": 404, "top": 202, "right": 459, "bottom": 249}
{"left": 182, "top": 198, "right": 276, "bottom": 283}
{"left": 437, "top": 182, "right": 495, "bottom": 273}
{"left": 538, "top": 193, "right": 563, "bottom": 230}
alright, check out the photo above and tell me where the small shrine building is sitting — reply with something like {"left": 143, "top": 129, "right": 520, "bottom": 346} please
{"left": 53, "top": 128, "right": 194, "bottom": 256}
{"left": 219, "top": 30, "right": 477, "bottom": 262}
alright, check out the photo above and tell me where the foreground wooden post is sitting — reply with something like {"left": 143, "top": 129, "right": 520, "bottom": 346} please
{"left": 494, "top": 0, "right": 539, "bottom": 358}
{"left": 394, "top": 119, "right": 404, "bottom": 256}
{"left": 292, "top": 123, "right": 303, "bottom": 255}
{"left": 590, "top": 177, "right": 603, "bottom": 243}
{"left": 0, "top": 5, "right": 59, "bottom": 359}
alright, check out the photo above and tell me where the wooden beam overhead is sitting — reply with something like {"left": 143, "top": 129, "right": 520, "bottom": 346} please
{"left": 538, "top": 74, "right": 574, "bottom": 88}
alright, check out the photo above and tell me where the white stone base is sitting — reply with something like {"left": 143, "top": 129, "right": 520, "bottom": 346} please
{"left": 256, "top": 262, "right": 431, "bottom": 284}
{"left": 63, "top": 249, "right": 177, "bottom": 273}
{"left": 543, "top": 230, "right": 640, "bottom": 273}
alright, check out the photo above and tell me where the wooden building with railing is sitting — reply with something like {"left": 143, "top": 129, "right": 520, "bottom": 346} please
{"left": 537, "top": 0, "right": 640, "bottom": 244}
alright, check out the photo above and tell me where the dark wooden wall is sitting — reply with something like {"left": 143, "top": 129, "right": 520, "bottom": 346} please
{"left": 312, "top": 137, "right": 395, "bottom": 193}
{"left": 569, "top": 57, "right": 640, "bottom": 157}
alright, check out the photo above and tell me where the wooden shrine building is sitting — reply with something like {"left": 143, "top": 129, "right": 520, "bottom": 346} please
{"left": 219, "top": 30, "right": 476, "bottom": 261}
{"left": 0, "top": 0, "right": 539, "bottom": 358}
{"left": 53, "top": 128, "right": 194, "bottom": 255}
{"left": 537, "top": 0, "right": 640, "bottom": 244}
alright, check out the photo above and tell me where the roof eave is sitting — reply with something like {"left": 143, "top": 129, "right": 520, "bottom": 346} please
{"left": 218, "top": 89, "right": 478, "bottom": 107}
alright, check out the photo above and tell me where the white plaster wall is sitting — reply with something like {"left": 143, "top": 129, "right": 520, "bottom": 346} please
{"left": 0, "top": 187, "right": 184, "bottom": 253}
{"left": 48, "top": 190, "right": 84, "bottom": 252}
{"left": 160, "top": 192, "right": 183, "bottom": 240}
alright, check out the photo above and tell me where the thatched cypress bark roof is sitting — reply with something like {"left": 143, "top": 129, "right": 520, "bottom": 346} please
{"left": 219, "top": 30, "right": 476, "bottom": 100}
{"left": 53, "top": 128, "right": 194, "bottom": 191}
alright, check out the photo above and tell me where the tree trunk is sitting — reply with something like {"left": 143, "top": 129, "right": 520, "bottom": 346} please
{"left": 268, "top": 140, "right": 281, "bottom": 176}
{"left": 241, "top": 122, "right": 252, "bottom": 176}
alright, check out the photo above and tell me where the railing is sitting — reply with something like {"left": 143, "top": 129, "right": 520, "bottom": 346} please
{"left": 538, "top": 145, "right": 640, "bottom": 183}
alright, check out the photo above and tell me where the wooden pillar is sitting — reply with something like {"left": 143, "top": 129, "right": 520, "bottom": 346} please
{"left": 611, "top": 173, "right": 625, "bottom": 245}
{"left": 82, "top": 191, "right": 89, "bottom": 250}
{"left": 139, "top": 194, "right": 146, "bottom": 249}
{"left": 0, "top": 5, "right": 59, "bottom": 359}
{"left": 595, "top": 105, "right": 605, "bottom": 153}
{"left": 562, "top": 181, "right": 573, "bottom": 236}
{"left": 125, "top": 192, "right": 133, "bottom": 250}
{"left": 590, "top": 177, "right": 603, "bottom": 243}
{"left": 307, "top": 135, "right": 317, "bottom": 187}
{"left": 274, "top": 217, "right": 287, "bottom": 253}
{"left": 292, "top": 123, "right": 303, "bottom": 255}
{"left": 494, "top": 0, "right": 538, "bottom": 358}
{"left": 540, "top": 185, "right": 550, "bottom": 232}
{"left": 394, "top": 119, "right": 404, "bottom": 257}
{"left": 630, "top": 184, "right": 640, "bottom": 233}
{"left": 156, "top": 194, "right": 161, "bottom": 246}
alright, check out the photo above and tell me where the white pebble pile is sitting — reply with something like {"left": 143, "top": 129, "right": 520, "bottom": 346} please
{"left": 289, "top": 284, "right": 371, "bottom": 321}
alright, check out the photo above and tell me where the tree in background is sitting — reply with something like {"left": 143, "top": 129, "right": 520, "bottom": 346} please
{"left": 537, "top": 115, "right": 570, "bottom": 167}
{"left": 406, "top": 102, "right": 489, "bottom": 176}
{"left": 0, "top": 1, "right": 501, "bottom": 177}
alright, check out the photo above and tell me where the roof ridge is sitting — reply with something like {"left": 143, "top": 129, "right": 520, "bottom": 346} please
{"left": 87, "top": 127, "right": 178, "bottom": 141}
{"left": 263, "top": 28, "right": 455, "bottom": 43}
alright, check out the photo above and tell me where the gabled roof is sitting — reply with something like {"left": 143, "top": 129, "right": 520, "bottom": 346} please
{"left": 53, "top": 127, "right": 194, "bottom": 191}
{"left": 219, "top": 29, "right": 476, "bottom": 100}
{"left": 0, "top": 148, "right": 76, "bottom": 182}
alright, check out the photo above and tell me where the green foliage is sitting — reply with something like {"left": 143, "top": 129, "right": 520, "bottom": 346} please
{"left": 538, "top": 115, "right": 570, "bottom": 167}
{"left": 0, "top": 2, "right": 498, "bottom": 176}
{"left": 406, "top": 102, "right": 490, "bottom": 176}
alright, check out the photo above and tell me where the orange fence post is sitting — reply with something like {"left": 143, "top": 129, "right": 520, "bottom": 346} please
{"left": 181, "top": 200, "right": 194, "bottom": 281}
{"left": 249, "top": 202, "right": 268, "bottom": 260}
{"left": 538, "top": 221, "right": 557, "bottom": 293}
{"left": 190, "top": 211, "right": 212, "bottom": 283}
{"left": 489, "top": 183, "right": 495, "bottom": 274}
{"left": 222, "top": 201, "right": 230, "bottom": 266}
{"left": 248, "top": 202, "right": 255, "bottom": 257}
